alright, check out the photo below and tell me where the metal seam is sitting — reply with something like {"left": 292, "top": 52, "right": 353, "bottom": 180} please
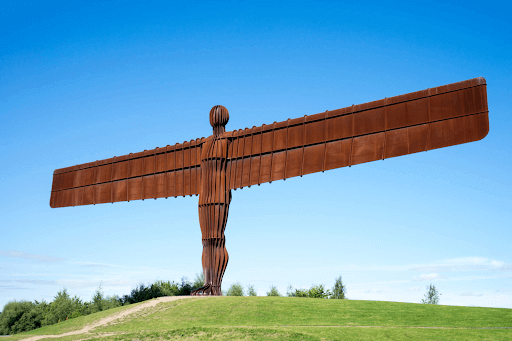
{"left": 322, "top": 111, "right": 328, "bottom": 172}
{"left": 284, "top": 119, "right": 290, "bottom": 179}
{"left": 300, "top": 115, "right": 306, "bottom": 176}
{"left": 141, "top": 150, "right": 145, "bottom": 201}
{"left": 111, "top": 156, "right": 115, "bottom": 203}
{"left": 269, "top": 122, "right": 275, "bottom": 183}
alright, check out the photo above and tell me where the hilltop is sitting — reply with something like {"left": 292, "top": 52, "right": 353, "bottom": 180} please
{"left": 5, "top": 296, "right": 512, "bottom": 341}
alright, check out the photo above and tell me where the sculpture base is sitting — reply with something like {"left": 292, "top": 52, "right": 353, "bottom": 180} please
{"left": 190, "top": 283, "right": 223, "bottom": 296}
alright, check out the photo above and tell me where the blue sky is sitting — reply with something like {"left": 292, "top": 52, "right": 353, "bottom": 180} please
{"left": 1, "top": 0, "right": 511, "bottom": 310}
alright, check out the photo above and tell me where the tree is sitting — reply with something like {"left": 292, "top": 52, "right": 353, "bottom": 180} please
{"left": 294, "top": 289, "right": 308, "bottom": 297}
{"left": 192, "top": 273, "right": 204, "bottom": 290}
{"left": 421, "top": 284, "right": 441, "bottom": 305}
{"left": 91, "top": 286, "right": 104, "bottom": 313}
{"left": 286, "top": 285, "right": 330, "bottom": 298}
{"left": 44, "top": 289, "right": 82, "bottom": 325}
{"left": 308, "top": 284, "right": 331, "bottom": 298}
{"left": 0, "top": 300, "right": 35, "bottom": 335}
{"left": 331, "top": 276, "right": 346, "bottom": 299}
{"left": 247, "top": 285, "right": 257, "bottom": 296}
{"left": 226, "top": 282, "right": 244, "bottom": 296}
{"left": 266, "top": 285, "right": 281, "bottom": 296}
{"left": 155, "top": 280, "right": 180, "bottom": 297}
{"left": 177, "top": 277, "right": 193, "bottom": 296}
{"left": 286, "top": 285, "right": 295, "bottom": 297}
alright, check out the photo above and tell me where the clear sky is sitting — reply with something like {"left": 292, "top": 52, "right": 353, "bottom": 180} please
{"left": 1, "top": 0, "right": 511, "bottom": 310}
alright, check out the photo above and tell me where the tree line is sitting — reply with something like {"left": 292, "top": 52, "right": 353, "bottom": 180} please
{"left": 2, "top": 275, "right": 438, "bottom": 336}
{"left": 223, "top": 276, "right": 347, "bottom": 299}
{"left": 0, "top": 275, "right": 204, "bottom": 335}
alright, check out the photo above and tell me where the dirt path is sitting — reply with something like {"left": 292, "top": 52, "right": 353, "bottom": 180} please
{"left": 22, "top": 296, "right": 199, "bottom": 341}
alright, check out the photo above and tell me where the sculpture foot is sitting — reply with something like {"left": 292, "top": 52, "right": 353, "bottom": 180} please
{"left": 191, "top": 283, "right": 212, "bottom": 296}
{"left": 190, "top": 283, "right": 223, "bottom": 296}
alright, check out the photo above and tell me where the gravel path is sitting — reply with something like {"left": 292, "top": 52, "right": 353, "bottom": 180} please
{"left": 21, "top": 296, "right": 199, "bottom": 341}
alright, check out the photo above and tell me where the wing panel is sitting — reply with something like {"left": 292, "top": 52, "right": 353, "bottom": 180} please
{"left": 143, "top": 155, "right": 155, "bottom": 175}
{"left": 407, "top": 124, "right": 429, "bottom": 154}
{"left": 259, "top": 154, "right": 272, "bottom": 184}
{"left": 430, "top": 90, "right": 464, "bottom": 121}
{"left": 128, "top": 177, "right": 142, "bottom": 201}
{"left": 288, "top": 124, "right": 304, "bottom": 148}
{"left": 242, "top": 157, "right": 251, "bottom": 188}
{"left": 384, "top": 128, "right": 409, "bottom": 159}
{"left": 113, "top": 161, "right": 128, "bottom": 181}
{"left": 305, "top": 119, "right": 326, "bottom": 145}
{"left": 325, "top": 139, "right": 351, "bottom": 171}
{"left": 143, "top": 175, "right": 155, "bottom": 200}
{"left": 352, "top": 132, "right": 385, "bottom": 166}
{"left": 175, "top": 169, "right": 184, "bottom": 197}
{"left": 285, "top": 147, "right": 303, "bottom": 178}
{"left": 112, "top": 180, "right": 127, "bottom": 202}
{"left": 83, "top": 186, "right": 94, "bottom": 205}
{"left": 167, "top": 172, "right": 175, "bottom": 198}
{"left": 302, "top": 144, "right": 324, "bottom": 175}
{"left": 184, "top": 168, "right": 191, "bottom": 196}
{"left": 249, "top": 157, "right": 260, "bottom": 187}
{"left": 96, "top": 183, "right": 112, "bottom": 204}
{"left": 271, "top": 151, "right": 286, "bottom": 181}
{"left": 261, "top": 130, "right": 273, "bottom": 153}
{"left": 354, "top": 107, "right": 385, "bottom": 136}
{"left": 327, "top": 115, "right": 353, "bottom": 141}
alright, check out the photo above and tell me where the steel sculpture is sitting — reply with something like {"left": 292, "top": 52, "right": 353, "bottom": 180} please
{"left": 50, "top": 77, "right": 489, "bottom": 295}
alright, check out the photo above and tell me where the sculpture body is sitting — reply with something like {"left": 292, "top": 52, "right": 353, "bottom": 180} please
{"left": 49, "top": 77, "right": 490, "bottom": 295}
{"left": 194, "top": 106, "right": 231, "bottom": 295}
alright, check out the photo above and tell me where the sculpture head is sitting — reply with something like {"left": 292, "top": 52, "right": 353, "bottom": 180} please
{"left": 210, "top": 105, "right": 229, "bottom": 135}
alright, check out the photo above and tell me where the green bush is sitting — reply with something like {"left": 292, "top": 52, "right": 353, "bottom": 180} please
{"left": 246, "top": 285, "right": 257, "bottom": 296}
{"left": 124, "top": 283, "right": 161, "bottom": 304}
{"left": 286, "top": 284, "right": 332, "bottom": 299}
{"left": 177, "top": 277, "right": 193, "bottom": 296}
{"left": 331, "top": 276, "right": 346, "bottom": 299}
{"left": 266, "top": 285, "right": 281, "bottom": 296}
{"left": 421, "top": 284, "right": 440, "bottom": 305}
{"left": 226, "top": 282, "right": 244, "bottom": 296}
{"left": 44, "top": 289, "right": 83, "bottom": 325}
{"left": 192, "top": 273, "right": 204, "bottom": 290}
{"left": 0, "top": 300, "right": 37, "bottom": 335}
{"left": 155, "top": 280, "right": 180, "bottom": 296}
{"left": 308, "top": 284, "right": 331, "bottom": 298}
{"left": 295, "top": 288, "right": 309, "bottom": 297}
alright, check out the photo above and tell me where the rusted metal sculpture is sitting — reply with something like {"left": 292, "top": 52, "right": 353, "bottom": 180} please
{"left": 50, "top": 77, "right": 490, "bottom": 295}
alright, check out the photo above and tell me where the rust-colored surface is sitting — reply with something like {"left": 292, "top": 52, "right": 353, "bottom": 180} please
{"left": 50, "top": 77, "right": 489, "bottom": 295}
{"left": 50, "top": 139, "right": 205, "bottom": 208}
{"left": 192, "top": 106, "right": 231, "bottom": 295}
{"left": 223, "top": 77, "right": 489, "bottom": 188}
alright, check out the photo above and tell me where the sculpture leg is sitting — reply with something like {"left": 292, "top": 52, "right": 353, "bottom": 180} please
{"left": 192, "top": 199, "right": 230, "bottom": 296}
{"left": 201, "top": 237, "right": 228, "bottom": 295}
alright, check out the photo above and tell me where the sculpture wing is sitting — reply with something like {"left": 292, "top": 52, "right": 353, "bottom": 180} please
{"left": 224, "top": 77, "right": 489, "bottom": 190}
{"left": 50, "top": 139, "right": 205, "bottom": 208}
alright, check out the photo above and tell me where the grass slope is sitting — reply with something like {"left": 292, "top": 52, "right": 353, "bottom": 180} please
{"left": 8, "top": 297, "right": 512, "bottom": 341}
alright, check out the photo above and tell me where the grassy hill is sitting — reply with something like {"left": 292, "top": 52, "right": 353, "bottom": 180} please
{"left": 6, "top": 296, "right": 512, "bottom": 340}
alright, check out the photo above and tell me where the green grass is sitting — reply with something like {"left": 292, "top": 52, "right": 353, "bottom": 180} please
{"left": 64, "top": 327, "right": 512, "bottom": 341}
{"left": 5, "top": 302, "right": 136, "bottom": 339}
{"left": 7, "top": 297, "right": 512, "bottom": 340}
{"left": 96, "top": 297, "right": 512, "bottom": 331}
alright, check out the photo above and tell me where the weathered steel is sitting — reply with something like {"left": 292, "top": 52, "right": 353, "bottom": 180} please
{"left": 50, "top": 77, "right": 489, "bottom": 295}
{"left": 192, "top": 106, "right": 231, "bottom": 295}
{"left": 224, "top": 77, "right": 489, "bottom": 188}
